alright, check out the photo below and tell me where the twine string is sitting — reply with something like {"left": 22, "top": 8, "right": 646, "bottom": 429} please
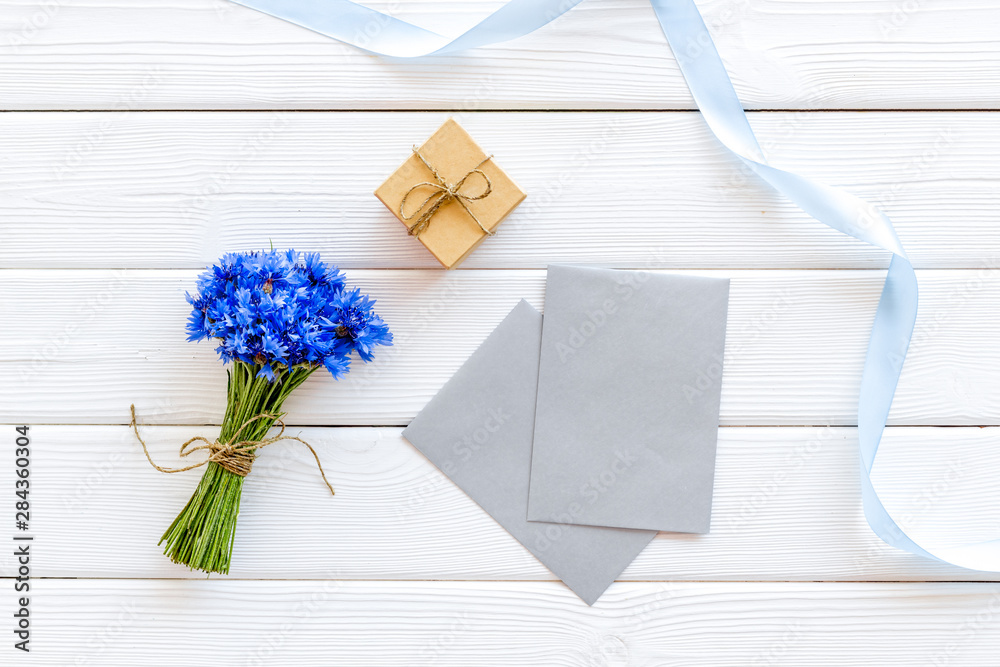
{"left": 129, "top": 404, "right": 334, "bottom": 495}
{"left": 399, "top": 147, "right": 495, "bottom": 237}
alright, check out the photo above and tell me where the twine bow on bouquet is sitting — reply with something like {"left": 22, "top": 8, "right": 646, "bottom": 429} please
{"left": 130, "top": 405, "right": 335, "bottom": 492}
{"left": 132, "top": 249, "right": 392, "bottom": 575}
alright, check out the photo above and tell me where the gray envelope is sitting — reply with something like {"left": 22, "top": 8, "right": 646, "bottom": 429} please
{"left": 402, "top": 300, "right": 655, "bottom": 605}
{"left": 527, "top": 265, "right": 730, "bottom": 534}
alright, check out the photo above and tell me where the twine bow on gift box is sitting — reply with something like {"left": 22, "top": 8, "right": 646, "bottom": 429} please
{"left": 399, "top": 147, "right": 495, "bottom": 237}
{"left": 129, "top": 404, "right": 335, "bottom": 495}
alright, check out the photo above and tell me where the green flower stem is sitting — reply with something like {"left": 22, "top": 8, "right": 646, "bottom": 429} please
{"left": 159, "top": 360, "right": 317, "bottom": 574}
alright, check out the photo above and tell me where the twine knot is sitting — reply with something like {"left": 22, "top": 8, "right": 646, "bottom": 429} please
{"left": 129, "top": 404, "right": 334, "bottom": 495}
{"left": 399, "top": 147, "right": 495, "bottom": 237}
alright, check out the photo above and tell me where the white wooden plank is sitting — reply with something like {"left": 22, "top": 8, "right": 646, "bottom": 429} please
{"left": 2, "top": 111, "right": 998, "bottom": 269}
{"left": 2, "top": 269, "right": 997, "bottom": 426}
{"left": 2, "top": 0, "right": 1000, "bottom": 110}
{"left": 2, "top": 425, "right": 998, "bottom": 581}
{"left": 9, "top": 579, "right": 1000, "bottom": 665}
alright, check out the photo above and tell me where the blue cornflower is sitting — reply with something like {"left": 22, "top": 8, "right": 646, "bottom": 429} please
{"left": 298, "top": 251, "right": 345, "bottom": 290}
{"left": 322, "top": 288, "right": 393, "bottom": 363}
{"left": 185, "top": 249, "right": 392, "bottom": 381}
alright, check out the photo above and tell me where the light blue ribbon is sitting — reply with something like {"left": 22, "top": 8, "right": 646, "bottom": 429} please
{"left": 230, "top": 0, "right": 998, "bottom": 570}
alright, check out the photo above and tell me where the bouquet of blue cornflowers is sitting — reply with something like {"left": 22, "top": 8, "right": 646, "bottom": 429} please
{"left": 150, "top": 249, "right": 391, "bottom": 574}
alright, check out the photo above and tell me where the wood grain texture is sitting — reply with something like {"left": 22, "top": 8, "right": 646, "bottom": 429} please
{"left": 4, "top": 425, "right": 1000, "bottom": 581}
{"left": 2, "top": 0, "right": 1000, "bottom": 110}
{"left": 10, "top": 579, "right": 1000, "bottom": 666}
{"left": 5, "top": 0, "right": 1000, "bottom": 656}
{"left": 2, "top": 268, "right": 997, "bottom": 426}
{"left": 2, "top": 111, "right": 999, "bottom": 269}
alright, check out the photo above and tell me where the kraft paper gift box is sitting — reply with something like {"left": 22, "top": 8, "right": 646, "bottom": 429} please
{"left": 375, "top": 119, "right": 526, "bottom": 269}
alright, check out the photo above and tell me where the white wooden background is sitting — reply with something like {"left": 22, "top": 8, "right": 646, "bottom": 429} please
{"left": 3, "top": 0, "right": 1000, "bottom": 664}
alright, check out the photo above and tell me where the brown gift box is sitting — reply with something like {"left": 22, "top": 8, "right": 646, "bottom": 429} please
{"left": 375, "top": 119, "right": 526, "bottom": 269}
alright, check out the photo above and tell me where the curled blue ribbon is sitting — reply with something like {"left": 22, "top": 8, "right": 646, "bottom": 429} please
{"left": 230, "top": 0, "right": 998, "bottom": 570}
